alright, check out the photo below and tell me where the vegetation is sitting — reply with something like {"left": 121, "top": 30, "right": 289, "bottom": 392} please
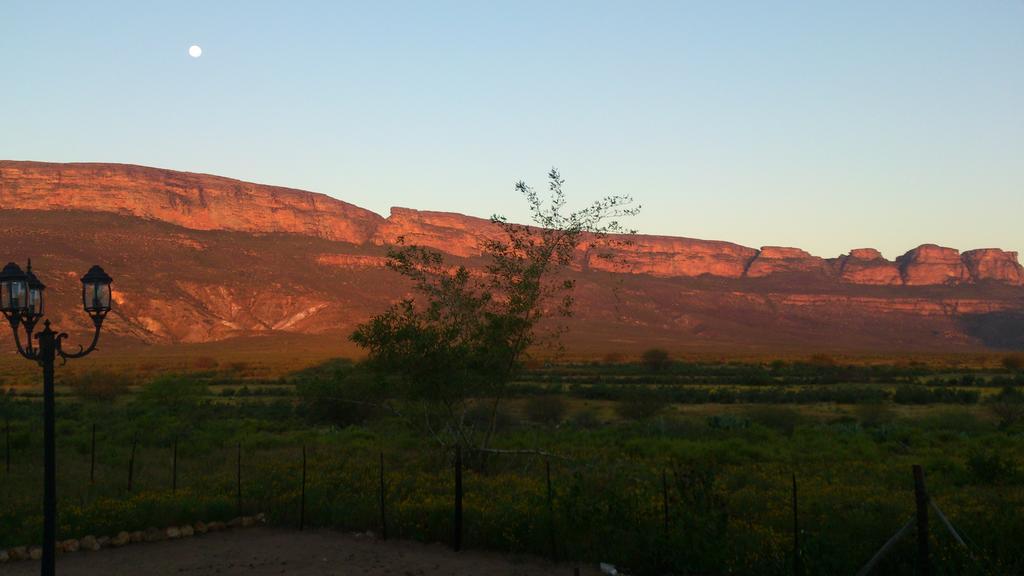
{"left": 641, "top": 348, "right": 672, "bottom": 371}
{"left": 1, "top": 361, "right": 1023, "bottom": 575}
{"left": 351, "top": 170, "right": 638, "bottom": 454}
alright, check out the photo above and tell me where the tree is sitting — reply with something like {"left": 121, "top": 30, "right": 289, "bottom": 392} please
{"left": 641, "top": 348, "right": 671, "bottom": 371}
{"left": 352, "top": 169, "right": 638, "bottom": 453}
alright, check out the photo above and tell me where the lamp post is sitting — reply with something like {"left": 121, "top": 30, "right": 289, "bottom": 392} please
{"left": 1, "top": 260, "right": 113, "bottom": 576}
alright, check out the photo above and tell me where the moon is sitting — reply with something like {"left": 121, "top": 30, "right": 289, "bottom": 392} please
{"left": 188, "top": 45, "right": 202, "bottom": 58}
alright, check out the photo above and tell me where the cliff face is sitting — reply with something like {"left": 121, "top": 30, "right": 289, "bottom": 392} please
{"left": 0, "top": 161, "right": 384, "bottom": 244}
{"left": 1, "top": 161, "right": 1023, "bottom": 352}
{"left": 5, "top": 161, "right": 1021, "bottom": 287}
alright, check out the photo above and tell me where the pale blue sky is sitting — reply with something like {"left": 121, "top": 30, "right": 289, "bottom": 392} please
{"left": 2, "top": 1, "right": 1021, "bottom": 259}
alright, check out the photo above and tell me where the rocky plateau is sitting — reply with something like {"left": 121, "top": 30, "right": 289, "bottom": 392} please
{"left": 1, "top": 160, "right": 1022, "bottom": 354}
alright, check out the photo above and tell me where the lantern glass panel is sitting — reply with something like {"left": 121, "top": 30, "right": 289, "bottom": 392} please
{"left": 1, "top": 279, "right": 29, "bottom": 313}
{"left": 83, "top": 282, "right": 112, "bottom": 313}
{"left": 27, "top": 286, "right": 44, "bottom": 316}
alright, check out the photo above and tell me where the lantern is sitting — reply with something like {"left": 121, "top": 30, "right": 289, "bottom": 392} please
{"left": 80, "top": 265, "right": 113, "bottom": 317}
{"left": 0, "top": 262, "right": 29, "bottom": 316}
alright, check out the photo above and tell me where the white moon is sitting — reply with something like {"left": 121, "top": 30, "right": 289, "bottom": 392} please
{"left": 188, "top": 45, "right": 202, "bottom": 58}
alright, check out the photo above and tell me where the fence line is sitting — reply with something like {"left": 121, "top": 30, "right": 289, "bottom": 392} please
{"left": 0, "top": 421, "right": 996, "bottom": 574}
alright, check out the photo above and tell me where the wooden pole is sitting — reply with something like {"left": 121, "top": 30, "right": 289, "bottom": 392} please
{"left": 4, "top": 416, "right": 9, "bottom": 471}
{"left": 89, "top": 423, "right": 96, "bottom": 484}
{"left": 236, "top": 442, "right": 242, "bottom": 516}
{"left": 453, "top": 444, "right": 463, "bottom": 551}
{"left": 546, "top": 459, "right": 557, "bottom": 561}
{"left": 127, "top": 433, "right": 137, "bottom": 492}
{"left": 662, "top": 469, "right": 670, "bottom": 536}
{"left": 792, "top": 473, "right": 802, "bottom": 576}
{"left": 299, "top": 444, "right": 307, "bottom": 531}
{"left": 172, "top": 435, "right": 178, "bottom": 493}
{"left": 913, "top": 464, "right": 931, "bottom": 576}
{"left": 379, "top": 451, "right": 388, "bottom": 540}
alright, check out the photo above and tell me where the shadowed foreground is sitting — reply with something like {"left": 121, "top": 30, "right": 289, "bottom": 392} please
{"left": 3, "top": 528, "right": 595, "bottom": 576}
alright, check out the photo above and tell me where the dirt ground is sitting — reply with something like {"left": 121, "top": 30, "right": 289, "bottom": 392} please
{"left": 2, "top": 528, "right": 601, "bottom": 575}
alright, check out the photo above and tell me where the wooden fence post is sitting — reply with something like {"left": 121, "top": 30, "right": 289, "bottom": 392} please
{"left": 793, "top": 473, "right": 802, "bottom": 576}
{"left": 662, "top": 469, "right": 670, "bottom": 536}
{"left": 546, "top": 459, "right": 557, "bottom": 561}
{"left": 89, "top": 423, "right": 96, "bottom": 484}
{"left": 5, "top": 417, "right": 10, "bottom": 474}
{"left": 379, "top": 451, "right": 388, "bottom": 540}
{"left": 453, "top": 444, "right": 463, "bottom": 552}
{"left": 127, "top": 433, "right": 137, "bottom": 492}
{"left": 236, "top": 442, "right": 242, "bottom": 516}
{"left": 172, "top": 435, "right": 178, "bottom": 493}
{"left": 913, "top": 465, "right": 930, "bottom": 576}
{"left": 299, "top": 444, "right": 307, "bottom": 531}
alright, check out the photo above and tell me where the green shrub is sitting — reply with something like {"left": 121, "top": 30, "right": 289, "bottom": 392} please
{"left": 743, "top": 405, "right": 803, "bottom": 436}
{"left": 294, "top": 365, "right": 380, "bottom": 426}
{"left": 707, "top": 414, "right": 750, "bottom": 430}
{"left": 966, "top": 449, "right": 1018, "bottom": 484}
{"left": 615, "top": 390, "right": 664, "bottom": 421}
{"left": 136, "top": 374, "right": 208, "bottom": 415}
{"left": 989, "top": 387, "right": 1024, "bottom": 429}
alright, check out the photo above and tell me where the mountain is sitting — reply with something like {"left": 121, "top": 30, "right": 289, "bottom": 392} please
{"left": 1, "top": 160, "right": 1022, "bottom": 356}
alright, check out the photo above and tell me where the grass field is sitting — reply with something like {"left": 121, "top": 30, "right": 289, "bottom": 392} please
{"left": 1, "top": 356, "right": 1023, "bottom": 575}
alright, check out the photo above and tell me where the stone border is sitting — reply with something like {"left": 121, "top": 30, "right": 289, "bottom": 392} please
{"left": 0, "top": 514, "right": 266, "bottom": 564}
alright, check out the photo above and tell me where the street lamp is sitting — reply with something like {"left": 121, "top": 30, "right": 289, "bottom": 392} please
{"left": 1, "top": 260, "right": 113, "bottom": 576}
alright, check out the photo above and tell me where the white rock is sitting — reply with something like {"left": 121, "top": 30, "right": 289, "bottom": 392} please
{"left": 80, "top": 536, "right": 100, "bottom": 552}
{"left": 165, "top": 526, "right": 182, "bottom": 539}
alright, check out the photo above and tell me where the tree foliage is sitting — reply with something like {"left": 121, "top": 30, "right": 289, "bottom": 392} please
{"left": 352, "top": 169, "right": 638, "bottom": 451}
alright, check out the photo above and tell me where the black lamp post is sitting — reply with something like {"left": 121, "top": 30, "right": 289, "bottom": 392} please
{"left": 1, "top": 260, "right": 113, "bottom": 576}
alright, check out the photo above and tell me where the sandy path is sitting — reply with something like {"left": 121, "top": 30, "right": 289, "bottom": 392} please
{"left": 2, "top": 528, "right": 599, "bottom": 575}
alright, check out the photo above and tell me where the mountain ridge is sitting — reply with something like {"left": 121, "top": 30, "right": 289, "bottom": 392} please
{"left": 2, "top": 160, "right": 1020, "bottom": 287}
{"left": 1, "top": 161, "right": 1022, "bottom": 353}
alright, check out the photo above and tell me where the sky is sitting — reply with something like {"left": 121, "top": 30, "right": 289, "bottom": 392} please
{"left": 2, "top": 1, "right": 1022, "bottom": 260}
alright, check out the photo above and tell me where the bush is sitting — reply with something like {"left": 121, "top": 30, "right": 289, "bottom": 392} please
{"left": 295, "top": 364, "right": 381, "bottom": 426}
{"left": 989, "top": 387, "right": 1024, "bottom": 429}
{"left": 136, "top": 374, "right": 209, "bottom": 415}
{"left": 967, "top": 449, "right": 1018, "bottom": 484}
{"left": 854, "top": 403, "right": 894, "bottom": 428}
{"left": 524, "top": 395, "right": 567, "bottom": 425}
{"left": 67, "top": 369, "right": 133, "bottom": 403}
{"left": 616, "top": 390, "right": 665, "bottom": 421}
{"left": 1003, "top": 355, "right": 1024, "bottom": 372}
{"left": 743, "top": 406, "right": 803, "bottom": 436}
{"left": 641, "top": 348, "right": 672, "bottom": 372}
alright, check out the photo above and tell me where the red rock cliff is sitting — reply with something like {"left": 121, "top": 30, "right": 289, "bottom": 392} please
{"left": 1, "top": 161, "right": 1022, "bottom": 286}
{"left": 0, "top": 161, "right": 384, "bottom": 244}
